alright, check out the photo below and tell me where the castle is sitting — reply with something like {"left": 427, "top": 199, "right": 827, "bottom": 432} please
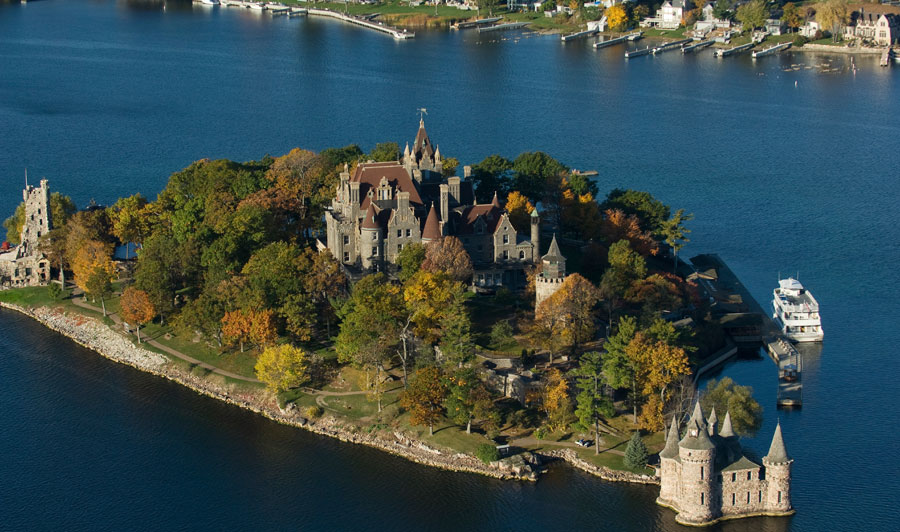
{"left": 324, "top": 119, "right": 539, "bottom": 287}
{"left": 534, "top": 233, "right": 567, "bottom": 308}
{"left": 657, "top": 401, "right": 794, "bottom": 526}
{"left": 0, "top": 179, "right": 52, "bottom": 287}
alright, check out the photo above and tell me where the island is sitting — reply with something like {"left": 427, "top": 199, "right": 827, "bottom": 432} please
{"left": 0, "top": 120, "right": 792, "bottom": 526}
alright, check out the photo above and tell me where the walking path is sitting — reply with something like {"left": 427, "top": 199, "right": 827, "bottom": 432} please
{"left": 70, "top": 297, "right": 261, "bottom": 383}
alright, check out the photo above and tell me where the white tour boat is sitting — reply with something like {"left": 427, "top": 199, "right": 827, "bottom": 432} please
{"left": 772, "top": 277, "right": 823, "bottom": 342}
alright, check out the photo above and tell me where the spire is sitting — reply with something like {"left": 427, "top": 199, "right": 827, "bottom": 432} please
{"left": 434, "top": 145, "right": 441, "bottom": 162}
{"left": 361, "top": 203, "right": 379, "bottom": 230}
{"left": 530, "top": 208, "right": 539, "bottom": 218}
{"left": 419, "top": 115, "right": 425, "bottom": 128}
{"left": 707, "top": 407, "right": 718, "bottom": 436}
{"left": 679, "top": 401, "right": 715, "bottom": 450}
{"left": 422, "top": 203, "right": 441, "bottom": 241}
{"left": 764, "top": 421, "right": 790, "bottom": 463}
{"left": 660, "top": 415, "right": 680, "bottom": 459}
{"left": 543, "top": 234, "right": 563, "bottom": 260}
{"left": 491, "top": 191, "right": 501, "bottom": 208}
{"left": 404, "top": 142, "right": 410, "bottom": 158}
{"left": 720, "top": 411, "right": 735, "bottom": 438}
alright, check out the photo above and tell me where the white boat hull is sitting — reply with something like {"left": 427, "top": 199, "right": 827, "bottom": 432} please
{"left": 773, "top": 311, "right": 824, "bottom": 342}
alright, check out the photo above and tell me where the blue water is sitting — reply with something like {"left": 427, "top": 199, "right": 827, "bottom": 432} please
{"left": 1, "top": 1, "right": 898, "bottom": 530}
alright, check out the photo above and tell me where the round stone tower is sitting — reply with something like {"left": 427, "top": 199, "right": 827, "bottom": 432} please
{"left": 530, "top": 208, "right": 540, "bottom": 262}
{"left": 657, "top": 415, "right": 681, "bottom": 506}
{"left": 676, "top": 402, "right": 717, "bottom": 525}
{"left": 359, "top": 202, "right": 382, "bottom": 271}
{"left": 535, "top": 234, "right": 566, "bottom": 308}
{"left": 763, "top": 421, "right": 793, "bottom": 514}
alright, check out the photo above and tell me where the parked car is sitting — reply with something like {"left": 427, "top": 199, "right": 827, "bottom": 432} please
{"left": 575, "top": 439, "right": 593, "bottom": 448}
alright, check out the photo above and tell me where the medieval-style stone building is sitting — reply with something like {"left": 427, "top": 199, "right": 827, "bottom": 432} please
{"left": 324, "top": 119, "right": 539, "bottom": 286}
{"left": 534, "top": 233, "right": 566, "bottom": 308}
{"left": 657, "top": 402, "right": 794, "bottom": 526}
{"left": 0, "top": 179, "right": 52, "bottom": 287}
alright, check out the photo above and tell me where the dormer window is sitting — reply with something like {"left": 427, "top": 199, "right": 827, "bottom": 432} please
{"left": 690, "top": 428, "right": 698, "bottom": 437}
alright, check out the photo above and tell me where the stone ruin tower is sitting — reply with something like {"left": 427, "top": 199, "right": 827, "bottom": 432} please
{"left": 19, "top": 178, "right": 52, "bottom": 257}
{"left": 534, "top": 234, "right": 565, "bottom": 308}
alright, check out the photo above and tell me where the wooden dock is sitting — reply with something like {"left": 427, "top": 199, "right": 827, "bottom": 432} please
{"left": 307, "top": 8, "right": 414, "bottom": 39}
{"left": 561, "top": 28, "right": 599, "bottom": 42}
{"left": 752, "top": 42, "right": 791, "bottom": 58}
{"left": 715, "top": 42, "right": 754, "bottom": 57}
{"left": 682, "top": 40, "right": 713, "bottom": 54}
{"left": 594, "top": 32, "right": 642, "bottom": 49}
{"left": 478, "top": 22, "right": 530, "bottom": 33}
{"left": 453, "top": 17, "right": 502, "bottom": 30}
{"left": 690, "top": 254, "right": 803, "bottom": 407}
{"left": 652, "top": 38, "right": 692, "bottom": 54}
{"left": 624, "top": 46, "right": 653, "bottom": 58}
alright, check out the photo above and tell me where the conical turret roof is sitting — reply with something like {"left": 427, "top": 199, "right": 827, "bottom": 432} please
{"left": 491, "top": 191, "right": 501, "bottom": 208}
{"left": 708, "top": 407, "right": 718, "bottom": 436}
{"left": 680, "top": 401, "right": 715, "bottom": 450}
{"left": 542, "top": 234, "right": 564, "bottom": 261}
{"left": 764, "top": 421, "right": 790, "bottom": 463}
{"left": 530, "top": 208, "right": 539, "bottom": 218}
{"left": 361, "top": 203, "right": 379, "bottom": 230}
{"left": 422, "top": 203, "right": 441, "bottom": 241}
{"left": 720, "top": 411, "right": 736, "bottom": 438}
{"left": 660, "top": 415, "right": 681, "bottom": 459}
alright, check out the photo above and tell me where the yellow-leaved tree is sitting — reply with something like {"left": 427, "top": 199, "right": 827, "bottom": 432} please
{"left": 72, "top": 239, "right": 116, "bottom": 316}
{"left": 607, "top": 5, "right": 628, "bottom": 32}
{"left": 255, "top": 344, "right": 311, "bottom": 394}
{"left": 625, "top": 332, "right": 691, "bottom": 431}
{"left": 505, "top": 191, "right": 534, "bottom": 232}
{"left": 120, "top": 287, "right": 155, "bottom": 343}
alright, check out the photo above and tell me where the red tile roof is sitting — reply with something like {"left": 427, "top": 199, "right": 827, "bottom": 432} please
{"left": 455, "top": 204, "right": 503, "bottom": 235}
{"left": 353, "top": 162, "right": 423, "bottom": 207}
{"left": 361, "top": 202, "right": 380, "bottom": 230}
{"left": 422, "top": 204, "right": 441, "bottom": 240}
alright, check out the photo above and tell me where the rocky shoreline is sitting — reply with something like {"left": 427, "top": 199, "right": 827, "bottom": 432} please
{"left": 0, "top": 301, "right": 657, "bottom": 487}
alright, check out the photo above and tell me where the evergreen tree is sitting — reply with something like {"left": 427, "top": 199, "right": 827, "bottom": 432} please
{"left": 624, "top": 431, "right": 649, "bottom": 470}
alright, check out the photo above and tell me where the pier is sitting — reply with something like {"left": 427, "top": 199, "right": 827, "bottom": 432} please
{"left": 682, "top": 40, "right": 713, "bottom": 54}
{"left": 307, "top": 8, "right": 414, "bottom": 39}
{"left": 652, "top": 38, "right": 692, "bottom": 54}
{"left": 690, "top": 254, "right": 803, "bottom": 408}
{"left": 752, "top": 42, "right": 791, "bottom": 58}
{"left": 715, "top": 42, "right": 754, "bottom": 57}
{"left": 453, "top": 17, "right": 502, "bottom": 30}
{"left": 624, "top": 46, "right": 653, "bottom": 58}
{"left": 561, "top": 28, "right": 598, "bottom": 42}
{"left": 594, "top": 32, "right": 642, "bottom": 49}
{"left": 478, "top": 22, "right": 530, "bottom": 33}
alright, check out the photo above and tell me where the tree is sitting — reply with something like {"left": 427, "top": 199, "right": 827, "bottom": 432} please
{"left": 600, "top": 240, "right": 647, "bottom": 318}
{"left": 574, "top": 351, "right": 614, "bottom": 454}
{"left": 505, "top": 191, "right": 534, "bottom": 232}
{"left": 3, "top": 192, "right": 75, "bottom": 245}
{"left": 476, "top": 0, "right": 501, "bottom": 17}
{"left": 470, "top": 154, "right": 513, "bottom": 203}
{"left": 120, "top": 287, "right": 155, "bottom": 343}
{"left": 249, "top": 309, "right": 278, "bottom": 349}
{"left": 815, "top": 0, "right": 849, "bottom": 42}
{"left": 490, "top": 320, "right": 514, "bottom": 349}
{"left": 626, "top": 332, "right": 691, "bottom": 431}
{"left": 444, "top": 368, "right": 494, "bottom": 434}
{"left": 607, "top": 5, "right": 628, "bottom": 31}
{"left": 368, "top": 142, "right": 400, "bottom": 162}
{"left": 302, "top": 248, "right": 347, "bottom": 338}
{"left": 625, "top": 273, "right": 684, "bottom": 317}
{"left": 735, "top": 0, "right": 769, "bottom": 31}
{"left": 422, "top": 236, "right": 473, "bottom": 283}
{"left": 441, "top": 157, "right": 459, "bottom": 179}
{"left": 781, "top": 2, "right": 802, "bottom": 32}
{"left": 400, "top": 366, "right": 446, "bottom": 436}
{"left": 475, "top": 443, "right": 500, "bottom": 464}
{"left": 133, "top": 230, "right": 179, "bottom": 322}
{"left": 600, "top": 209, "right": 658, "bottom": 256}
{"left": 72, "top": 240, "right": 116, "bottom": 316}
{"left": 602, "top": 315, "right": 639, "bottom": 420}
{"left": 700, "top": 377, "right": 763, "bottom": 436}
{"left": 623, "top": 431, "right": 649, "bottom": 470}
{"left": 713, "top": 0, "right": 735, "bottom": 21}
{"left": 512, "top": 151, "right": 568, "bottom": 203}
{"left": 603, "top": 189, "right": 670, "bottom": 233}
{"left": 255, "top": 344, "right": 311, "bottom": 394}
{"left": 660, "top": 208, "right": 693, "bottom": 273}
{"left": 541, "top": 368, "right": 575, "bottom": 433}
{"left": 222, "top": 309, "right": 253, "bottom": 353}
{"left": 39, "top": 226, "right": 69, "bottom": 286}
{"left": 109, "top": 194, "right": 151, "bottom": 258}
{"left": 439, "top": 299, "right": 475, "bottom": 367}
{"left": 561, "top": 187, "right": 603, "bottom": 241}
{"left": 2, "top": 203, "right": 25, "bottom": 245}
{"left": 397, "top": 242, "right": 426, "bottom": 283}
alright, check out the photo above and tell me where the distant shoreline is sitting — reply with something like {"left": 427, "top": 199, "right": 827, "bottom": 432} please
{"left": 0, "top": 301, "right": 659, "bottom": 487}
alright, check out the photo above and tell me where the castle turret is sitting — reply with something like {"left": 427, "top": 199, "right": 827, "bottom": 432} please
{"left": 19, "top": 179, "right": 51, "bottom": 257}
{"left": 707, "top": 407, "right": 718, "bottom": 437}
{"left": 530, "top": 208, "right": 540, "bottom": 262}
{"left": 422, "top": 203, "right": 441, "bottom": 243}
{"left": 763, "top": 422, "right": 793, "bottom": 514}
{"left": 359, "top": 203, "right": 382, "bottom": 271}
{"left": 535, "top": 235, "right": 566, "bottom": 308}
{"left": 657, "top": 415, "right": 681, "bottom": 505}
{"left": 676, "top": 401, "right": 717, "bottom": 525}
{"left": 720, "top": 411, "right": 735, "bottom": 438}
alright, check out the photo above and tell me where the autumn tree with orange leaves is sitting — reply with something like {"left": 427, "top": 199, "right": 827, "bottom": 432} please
{"left": 422, "top": 236, "right": 473, "bottom": 283}
{"left": 400, "top": 366, "right": 446, "bottom": 436}
{"left": 533, "top": 274, "right": 600, "bottom": 360}
{"left": 222, "top": 308, "right": 276, "bottom": 353}
{"left": 505, "top": 191, "right": 534, "bottom": 232}
{"left": 625, "top": 332, "right": 690, "bottom": 431}
{"left": 120, "top": 287, "right": 155, "bottom": 343}
{"left": 600, "top": 209, "right": 658, "bottom": 256}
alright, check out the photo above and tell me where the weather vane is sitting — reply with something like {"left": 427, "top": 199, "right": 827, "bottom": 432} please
{"left": 417, "top": 108, "right": 428, "bottom": 121}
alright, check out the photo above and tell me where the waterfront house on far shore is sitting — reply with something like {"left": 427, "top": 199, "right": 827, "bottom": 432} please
{"left": 842, "top": 7, "right": 900, "bottom": 46}
{"left": 641, "top": 0, "right": 692, "bottom": 31}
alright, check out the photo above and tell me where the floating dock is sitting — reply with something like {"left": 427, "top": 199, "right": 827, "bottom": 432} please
{"left": 652, "top": 38, "right": 692, "bottom": 54}
{"left": 594, "top": 31, "right": 642, "bottom": 49}
{"left": 682, "top": 40, "right": 713, "bottom": 54}
{"left": 307, "top": 8, "right": 414, "bottom": 39}
{"left": 453, "top": 17, "right": 502, "bottom": 30}
{"left": 561, "top": 28, "right": 599, "bottom": 42}
{"left": 715, "top": 42, "right": 754, "bottom": 57}
{"left": 624, "top": 46, "right": 653, "bottom": 58}
{"left": 478, "top": 22, "right": 530, "bottom": 33}
{"left": 752, "top": 42, "right": 791, "bottom": 58}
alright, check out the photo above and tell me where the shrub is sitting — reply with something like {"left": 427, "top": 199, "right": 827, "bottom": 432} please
{"left": 306, "top": 405, "right": 324, "bottom": 419}
{"left": 47, "top": 283, "right": 63, "bottom": 300}
{"left": 792, "top": 34, "right": 808, "bottom": 47}
{"left": 476, "top": 443, "right": 501, "bottom": 464}
{"left": 490, "top": 320, "right": 514, "bottom": 348}
{"left": 533, "top": 426, "right": 547, "bottom": 440}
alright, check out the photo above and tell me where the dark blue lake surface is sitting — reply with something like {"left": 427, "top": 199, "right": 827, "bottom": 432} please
{"left": 1, "top": 1, "right": 899, "bottom": 530}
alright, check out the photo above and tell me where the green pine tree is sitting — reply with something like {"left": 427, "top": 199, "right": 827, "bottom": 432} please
{"left": 623, "top": 431, "right": 649, "bottom": 470}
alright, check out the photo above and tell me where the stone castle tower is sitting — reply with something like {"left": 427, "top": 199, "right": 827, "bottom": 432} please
{"left": 19, "top": 179, "right": 52, "bottom": 256}
{"left": 535, "top": 234, "right": 566, "bottom": 308}
{"left": 657, "top": 401, "right": 794, "bottom": 526}
{"left": 0, "top": 179, "right": 52, "bottom": 287}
